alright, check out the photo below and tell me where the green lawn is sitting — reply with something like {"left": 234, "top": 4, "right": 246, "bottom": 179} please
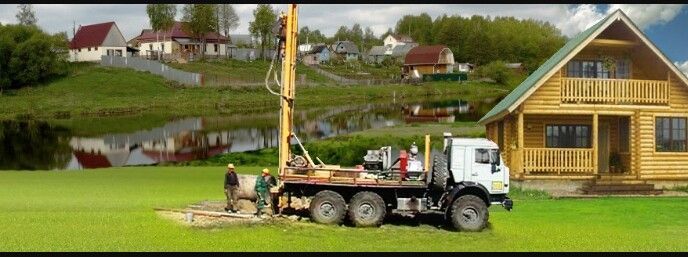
{"left": 1, "top": 167, "right": 687, "bottom": 251}
{"left": 0, "top": 64, "right": 508, "bottom": 120}
{"left": 350, "top": 122, "right": 485, "bottom": 138}
{"left": 168, "top": 59, "right": 332, "bottom": 85}
{"left": 319, "top": 62, "right": 401, "bottom": 80}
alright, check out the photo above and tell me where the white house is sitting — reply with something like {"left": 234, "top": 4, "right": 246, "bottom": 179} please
{"left": 383, "top": 34, "right": 415, "bottom": 49}
{"left": 69, "top": 21, "right": 127, "bottom": 62}
{"left": 455, "top": 63, "right": 475, "bottom": 73}
{"left": 133, "top": 21, "right": 228, "bottom": 60}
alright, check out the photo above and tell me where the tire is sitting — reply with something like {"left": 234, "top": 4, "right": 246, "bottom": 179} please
{"left": 347, "top": 191, "right": 386, "bottom": 227}
{"left": 309, "top": 190, "right": 347, "bottom": 225}
{"left": 430, "top": 154, "right": 449, "bottom": 191}
{"left": 449, "top": 195, "right": 489, "bottom": 232}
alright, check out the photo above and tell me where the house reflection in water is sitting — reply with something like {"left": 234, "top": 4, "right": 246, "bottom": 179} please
{"left": 66, "top": 118, "right": 234, "bottom": 169}
{"left": 402, "top": 100, "right": 470, "bottom": 123}
{"left": 50, "top": 98, "right": 503, "bottom": 170}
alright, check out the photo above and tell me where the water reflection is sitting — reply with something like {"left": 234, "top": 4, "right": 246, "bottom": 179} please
{"left": 1, "top": 97, "right": 500, "bottom": 170}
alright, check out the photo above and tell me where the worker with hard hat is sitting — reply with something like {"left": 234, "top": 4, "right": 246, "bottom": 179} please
{"left": 254, "top": 168, "right": 274, "bottom": 217}
{"left": 224, "top": 163, "right": 240, "bottom": 213}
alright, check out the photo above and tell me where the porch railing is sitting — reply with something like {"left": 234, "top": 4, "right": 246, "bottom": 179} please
{"left": 523, "top": 148, "right": 594, "bottom": 174}
{"left": 561, "top": 78, "right": 669, "bottom": 105}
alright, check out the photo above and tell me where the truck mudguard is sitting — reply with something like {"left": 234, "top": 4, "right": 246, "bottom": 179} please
{"left": 443, "top": 182, "right": 491, "bottom": 209}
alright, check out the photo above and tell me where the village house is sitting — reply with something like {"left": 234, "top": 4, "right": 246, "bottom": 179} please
{"left": 68, "top": 21, "right": 127, "bottom": 62}
{"left": 402, "top": 45, "right": 455, "bottom": 78}
{"left": 364, "top": 35, "right": 417, "bottom": 65}
{"left": 389, "top": 43, "right": 418, "bottom": 60}
{"left": 383, "top": 34, "right": 415, "bottom": 49}
{"left": 479, "top": 10, "right": 688, "bottom": 193}
{"left": 366, "top": 46, "right": 387, "bottom": 64}
{"left": 302, "top": 44, "right": 330, "bottom": 65}
{"left": 455, "top": 63, "right": 476, "bottom": 73}
{"left": 331, "top": 41, "right": 360, "bottom": 61}
{"left": 132, "top": 21, "right": 228, "bottom": 60}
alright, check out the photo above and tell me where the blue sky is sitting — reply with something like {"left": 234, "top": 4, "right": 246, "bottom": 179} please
{"left": 0, "top": 4, "right": 686, "bottom": 73}
{"left": 643, "top": 7, "right": 688, "bottom": 66}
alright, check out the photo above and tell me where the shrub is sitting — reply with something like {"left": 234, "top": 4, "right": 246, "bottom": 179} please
{"left": 474, "top": 60, "right": 512, "bottom": 85}
{"left": 0, "top": 24, "right": 69, "bottom": 89}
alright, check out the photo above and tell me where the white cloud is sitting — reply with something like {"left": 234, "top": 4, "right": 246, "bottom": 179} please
{"left": 607, "top": 4, "right": 685, "bottom": 30}
{"left": 675, "top": 61, "right": 688, "bottom": 76}
{"left": 554, "top": 4, "right": 607, "bottom": 37}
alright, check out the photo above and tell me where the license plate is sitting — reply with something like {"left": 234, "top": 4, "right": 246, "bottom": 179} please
{"left": 492, "top": 181, "right": 503, "bottom": 191}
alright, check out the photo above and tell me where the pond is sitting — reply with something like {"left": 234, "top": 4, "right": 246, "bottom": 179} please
{"left": 0, "top": 97, "right": 501, "bottom": 170}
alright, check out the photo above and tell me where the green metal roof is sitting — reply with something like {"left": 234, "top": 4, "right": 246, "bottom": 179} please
{"left": 478, "top": 12, "right": 615, "bottom": 124}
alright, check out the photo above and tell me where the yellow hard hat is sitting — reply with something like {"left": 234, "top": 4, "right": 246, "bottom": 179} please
{"left": 262, "top": 168, "right": 270, "bottom": 174}
{"left": 227, "top": 163, "right": 235, "bottom": 169}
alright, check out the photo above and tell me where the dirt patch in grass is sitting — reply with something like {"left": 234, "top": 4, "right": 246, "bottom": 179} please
{"left": 155, "top": 199, "right": 313, "bottom": 229}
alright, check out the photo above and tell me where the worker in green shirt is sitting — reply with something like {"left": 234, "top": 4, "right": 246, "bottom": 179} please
{"left": 254, "top": 168, "right": 270, "bottom": 217}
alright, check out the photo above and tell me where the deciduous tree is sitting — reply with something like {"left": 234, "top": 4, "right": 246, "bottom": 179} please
{"left": 182, "top": 4, "right": 218, "bottom": 59}
{"left": 15, "top": 4, "right": 37, "bottom": 26}
{"left": 248, "top": 4, "right": 277, "bottom": 59}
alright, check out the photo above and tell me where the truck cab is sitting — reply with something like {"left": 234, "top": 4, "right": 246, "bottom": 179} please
{"left": 425, "top": 134, "right": 513, "bottom": 231}
{"left": 446, "top": 137, "right": 510, "bottom": 199}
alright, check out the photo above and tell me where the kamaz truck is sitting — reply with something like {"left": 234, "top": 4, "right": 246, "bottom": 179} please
{"left": 279, "top": 133, "right": 513, "bottom": 231}
{"left": 268, "top": 4, "right": 512, "bottom": 232}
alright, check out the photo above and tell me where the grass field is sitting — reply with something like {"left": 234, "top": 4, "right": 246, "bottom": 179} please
{"left": 319, "top": 62, "right": 401, "bottom": 80}
{"left": 169, "top": 59, "right": 332, "bottom": 85}
{"left": 0, "top": 64, "right": 509, "bottom": 120}
{"left": 1, "top": 167, "right": 687, "bottom": 251}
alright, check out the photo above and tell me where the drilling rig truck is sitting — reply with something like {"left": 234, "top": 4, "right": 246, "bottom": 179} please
{"left": 269, "top": 4, "right": 512, "bottom": 232}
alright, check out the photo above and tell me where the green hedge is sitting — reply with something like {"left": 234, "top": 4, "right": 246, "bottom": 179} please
{"left": 423, "top": 73, "right": 468, "bottom": 82}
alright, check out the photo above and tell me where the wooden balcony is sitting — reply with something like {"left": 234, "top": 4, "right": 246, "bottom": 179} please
{"left": 561, "top": 78, "right": 669, "bottom": 105}
{"left": 523, "top": 148, "right": 594, "bottom": 174}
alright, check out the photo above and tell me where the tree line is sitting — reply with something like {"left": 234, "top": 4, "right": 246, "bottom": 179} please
{"left": 147, "top": 5, "right": 567, "bottom": 71}
{"left": 300, "top": 13, "right": 566, "bottom": 72}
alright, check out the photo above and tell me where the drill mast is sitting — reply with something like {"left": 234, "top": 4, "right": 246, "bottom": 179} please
{"left": 278, "top": 4, "right": 298, "bottom": 177}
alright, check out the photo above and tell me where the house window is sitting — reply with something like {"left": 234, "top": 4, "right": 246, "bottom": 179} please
{"left": 616, "top": 59, "right": 630, "bottom": 79}
{"left": 656, "top": 117, "right": 687, "bottom": 152}
{"left": 78, "top": 48, "right": 82, "bottom": 52}
{"left": 88, "top": 47, "right": 91, "bottom": 51}
{"left": 214, "top": 44, "right": 218, "bottom": 52}
{"left": 546, "top": 125, "right": 591, "bottom": 148}
{"left": 95, "top": 47, "right": 98, "bottom": 51}
{"left": 567, "top": 59, "right": 631, "bottom": 79}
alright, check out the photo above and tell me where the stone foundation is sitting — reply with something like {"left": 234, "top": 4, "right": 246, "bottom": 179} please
{"left": 511, "top": 179, "right": 590, "bottom": 196}
{"left": 651, "top": 180, "right": 688, "bottom": 190}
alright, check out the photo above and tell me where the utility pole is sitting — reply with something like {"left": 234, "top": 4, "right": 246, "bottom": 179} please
{"left": 72, "top": 20, "right": 76, "bottom": 38}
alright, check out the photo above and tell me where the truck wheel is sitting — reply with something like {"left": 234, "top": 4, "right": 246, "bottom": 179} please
{"left": 450, "top": 195, "right": 488, "bottom": 232}
{"left": 309, "top": 190, "right": 346, "bottom": 225}
{"left": 430, "top": 155, "right": 449, "bottom": 191}
{"left": 348, "top": 191, "right": 386, "bottom": 227}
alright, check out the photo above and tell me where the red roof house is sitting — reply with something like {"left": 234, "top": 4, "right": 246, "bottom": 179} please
{"left": 73, "top": 151, "right": 112, "bottom": 169}
{"left": 403, "top": 45, "right": 455, "bottom": 76}
{"left": 133, "top": 21, "right": 228, "bottom": 59}
{"left": 68, "top": 21, "right": 127, "bottom": 62}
